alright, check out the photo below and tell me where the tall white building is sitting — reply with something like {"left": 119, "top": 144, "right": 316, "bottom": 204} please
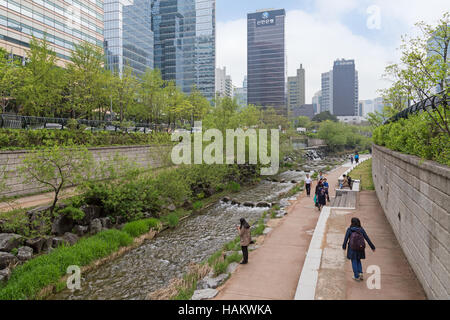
{"left": 321, "top": 71, "right": 333, "bottom": 113}
{"left": 312, "top": 90, "right": 322, "bottom": 115}
{"left": 215, "top": 66, "right": 233, "bottom": 98}
{"left": 287, "top": 64, "right": 306, "bottom": 115}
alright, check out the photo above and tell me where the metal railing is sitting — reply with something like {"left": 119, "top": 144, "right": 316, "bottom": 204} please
{"left": 0, "top": 114, "right": 180, "bottom": 132}
{"left": 384, "top": 90, "right": 449, "bottom": 124}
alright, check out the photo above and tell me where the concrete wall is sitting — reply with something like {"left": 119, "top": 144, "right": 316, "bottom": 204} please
{"left": 0, "top": 145, "right": 172, "bottom": 198}
{"left": 372, "top": 144, "right": 450, "bottom": 299}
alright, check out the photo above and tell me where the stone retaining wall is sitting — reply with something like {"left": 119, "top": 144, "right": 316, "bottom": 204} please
{"left": 372, "top": 144, "right": 449, "bottom": 299}
{"left": 0, "top": 145, "right": 172, "bottom": 198}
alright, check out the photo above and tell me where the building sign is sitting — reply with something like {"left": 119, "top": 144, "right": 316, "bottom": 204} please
{"left": 256, "top": 11, "right": 275, "bottom": 27}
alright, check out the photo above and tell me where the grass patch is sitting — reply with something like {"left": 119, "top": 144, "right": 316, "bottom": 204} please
{"left": 122, "top": 218, "right": 161, "bottom": 237}
{"left": 0, "top": 229, "right": 133, "bottom": 300}
{"left": 348, "top": 158, "right": 374, "bottom": 190}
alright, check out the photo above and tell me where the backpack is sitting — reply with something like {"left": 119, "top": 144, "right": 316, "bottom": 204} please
{"left": 349, "top": 229, "right": 366, "bottom": 251}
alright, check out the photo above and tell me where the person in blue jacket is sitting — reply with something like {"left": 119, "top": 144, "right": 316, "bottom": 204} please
{"left": 342, "top": 217, "right": 376, "bottom": 281}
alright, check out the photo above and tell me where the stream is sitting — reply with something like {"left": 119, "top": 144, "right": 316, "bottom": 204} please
{"left": 50, "top": 155, "right": 342, "bottom": 300}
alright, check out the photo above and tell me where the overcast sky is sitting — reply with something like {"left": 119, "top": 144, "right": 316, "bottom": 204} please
{"left": 216, "top": 0, "right": 449, "bottom": 101}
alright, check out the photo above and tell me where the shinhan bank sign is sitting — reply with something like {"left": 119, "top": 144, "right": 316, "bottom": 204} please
{"left": 256, "top": 11, "right": 275, "bottom": 27}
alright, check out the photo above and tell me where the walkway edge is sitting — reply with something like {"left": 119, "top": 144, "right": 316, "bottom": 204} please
{"left": 294, "top": 206, "right": 330, "bottom": 300}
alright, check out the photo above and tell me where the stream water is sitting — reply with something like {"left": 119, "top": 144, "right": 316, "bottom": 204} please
{"left": 50, "top": 155, "right": 342, "bottom": 300}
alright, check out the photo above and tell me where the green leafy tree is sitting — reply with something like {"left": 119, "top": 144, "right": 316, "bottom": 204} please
{"left": 66, "top": 41, "right": 105, "bottom": 119}
{"left": 17, "top": 37, "right": 65, "bottom": 117}
{"left": 312, "top": 111, "right": 338, "bottom": 122}
{"left": 379, "top": 12, "right": 449, "bottom": 135}
{"left": 20, "top": 146, "right": 93, "bottom": 214}
{"left": 137, "top": 68, "right": 166, "bottom": 123}
{"left": 0, "top": 48, "right": 23, "bottom": 113}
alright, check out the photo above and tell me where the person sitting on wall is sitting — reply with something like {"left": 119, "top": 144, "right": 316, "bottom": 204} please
{"left": 342, "top": 174, "right": 351, "bottom": 189}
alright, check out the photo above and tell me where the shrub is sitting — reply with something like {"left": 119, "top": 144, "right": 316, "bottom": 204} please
{"left": 57, "top": 206, "right": 85, "bottom": 221}
{"left": 192, "top": 201, "right": 203, "bottom": 211}
{"left": 122, "top": 218, "right": 162, "bottom": 237}
{"left": 162, "top": 212, "right": 180, "bottom": 228}
{"left": 373, "top": 110, "right": 449, "bottom": 166}
{"left": 227, "top": 181, "right": 241, "bottom": 192}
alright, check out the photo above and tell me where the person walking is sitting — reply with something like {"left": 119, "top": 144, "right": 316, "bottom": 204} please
{"left": 354, "top": 152, "right": 359, "bottom": 164}
{"left": 305, "top": 174, "right": 312, "bottom": 197}
{"left": 323, "top": 178, "right": 330, "bottom": 202}
{"left": 315, "top": 180, "right": 326, "bottom": 211}
{"left": 342, "top": 217, "right": 376, "bottom": 281}
{"left": 237, "top": 218, "right": 251, "bottom": 264}
{"left": 350, "top": 155, "right": 354, "bottom": 164}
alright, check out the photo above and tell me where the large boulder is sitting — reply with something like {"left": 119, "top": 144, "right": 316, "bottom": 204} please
{"left": 52, "top": 237, "right": 68, "bottom": 248}
{"left": 51, "top": 215, "right": 75, "bottom": 236}
{"left": 25, "top": 237, "right": 46, "bottom": 254}
{"left": 243, "top": 202, "right": 255, "bottom": 208}
{"left": 17, "top": 246, "right": 33, "bottom": 261}
{"left": 0, "top": 233, "right": 23, "bottom": 252}
{"left": 100, "top": 217, "right": 112, "bottom": 230}
{"left": 73, "top": 225, "right": 89, "bottom": 237}
{"left": 80, "top": 205, "right": 102, "bottom": 225}
{"left": 226, "top": 262, "right": 239, "bottom": 274}
{"left": 256, "top": 201, "right": 271, "bottom": 208}
{"left": 89, "top": 219, "right": 103, "bottom": 235}
{"left": 0, "top": 252, "right": 16, "bottom": 269}
{"left": 63, "top": 232, "right": 79, "bottom": 246}
{"left": 221, "top": 196, "right": 231, "bottom": 203}
{"left": 191, "top": 289, "right": 218, "bottom": 300}
{"left": 197, "top": 274, "right": 228, "bottom": 290}
{"left": 0, "top": 267, "right": 11, "bottom": 283}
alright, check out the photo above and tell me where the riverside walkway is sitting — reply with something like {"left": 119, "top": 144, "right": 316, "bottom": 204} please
{"left": 214, "top": 158, "right": 426, "bottom": 300}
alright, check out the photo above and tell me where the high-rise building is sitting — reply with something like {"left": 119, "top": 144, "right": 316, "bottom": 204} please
{"left": 233, "top": 75, "right": 247, "bottom": 108}
{"left": 0, "top": 0, "right": 104, "bottom": 64}
{"left": 247, "top": 8, "right": 285, "bottom": 114}
{"left": 321, "top": 71, "right": 333, "bottom": 113}
{"left": 332, "top": 59, "right": 358, "bottom": 116}
{"left": 287, "top": 64, "right": 305, "bottom": 116}
{"left": 151, "top": 0, "right": 215, "bottom": 101}
{"left": 312, "top": 90, "right": 322, "bottom": 115}
{"left": 292, "top": 104, "right": 314, "bottom": 119}
{"left": 215, "top": 66, "right": 232, "bottom": 98}
{"left": 104, "top": 0, "right": 153, "bottom": 77}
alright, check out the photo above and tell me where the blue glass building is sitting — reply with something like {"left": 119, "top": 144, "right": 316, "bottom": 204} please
{"left": 104, "top": 0, "right": 154, "bottom": 77}
{"left": 151, "top": 0, "right": 216, "bottom": 101}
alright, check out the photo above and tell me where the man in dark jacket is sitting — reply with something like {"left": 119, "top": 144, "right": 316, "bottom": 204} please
{"left": 342, "top": 217, "right": 376, "bottom": 281}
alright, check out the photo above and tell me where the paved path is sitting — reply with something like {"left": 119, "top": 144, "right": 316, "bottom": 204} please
{"left": 315, "top": 191, "right": 426, "bottom": 300}
{"left": 0, "top": 187, "right": 76, "bottom": 212}
{"left": 214, "top": 165, "right": 349, "bottom": 300}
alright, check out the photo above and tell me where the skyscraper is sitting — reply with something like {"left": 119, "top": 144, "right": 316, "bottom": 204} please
{"left": 0, "top": 0, "right": 104, "bottom": 64}
{"left": 215, "top": 66, "right": 232, "bottom": 98}
{"left": 247, "top": 9, "right": 286, "bottom": 114}
{"left": 321, "top": 71, "right": 333, "bottom": 113}
{"left": 287, "top": 64, "right": 306, "bottom": 117}
{"left": 233, "top": 76, "right": 247, "bottom": 108}
{"left": 332, "top": 59, "right": 358, "bottom": 116}
{"left": 312, "top": 90, "right": 322, "bottom": 115}
{"left": 151, "top": 0, "right": 216, "bottom": 101}
{"left": 104, "top": 0, "right": 154, "bottom": 77}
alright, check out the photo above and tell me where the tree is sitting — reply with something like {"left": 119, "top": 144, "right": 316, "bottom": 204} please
{"left": 379, "top": 12, "right": 449, "bottom": 135}
{"left": 0, "top": 48, "right": 23, "bottom": 113}
{"left": 115, "top": 66, "right": 139, "bottom": 122}
{"left": 16, "top": 37, "right": 65, "bottom": 117}
{"left": 295, "top": 116, "right": 311, "bottom": 129}
{"left": 312, "top": 111, "right": 338, "bottom": 122}
{"left": 20, "top": 146, "right": 93, "bottom": 214}
{"left": 188, "top": 86, "right": 211, "bottom": 125}
{"left": 66, "top": 41, "right": 105, "bottom": 119}
{"left": 137, "top": 68, "right": 166, "bottom": 123}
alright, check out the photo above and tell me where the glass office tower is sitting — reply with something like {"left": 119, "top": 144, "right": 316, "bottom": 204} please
{"left": 151, "top": 0, "right": 215, "bottom": 101}
{"left": 247, "top": 9, "right": 286, "bottom": 114}
{"left": 0, "top": 0, "right": 104, "bottom": 64}
{"left": 104, "top": 0, "right": 153, "bottom": 77}
{"left": 332, "top": 59, "right": 358, "bottom": 116}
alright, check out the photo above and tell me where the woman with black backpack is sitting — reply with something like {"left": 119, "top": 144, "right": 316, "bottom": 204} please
{"left": 342, "top": 217, "right": 376, "bottom": 281}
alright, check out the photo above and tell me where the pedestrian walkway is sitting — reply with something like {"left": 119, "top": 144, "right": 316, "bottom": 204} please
{"left": 315, "top": 191, "right": 426, "bottom": 300}
{"left": 214, "top": 165, "right": 349, "bottom": 300}
{"left": 0, "top": 187, "right": 76, "bottom": 212}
